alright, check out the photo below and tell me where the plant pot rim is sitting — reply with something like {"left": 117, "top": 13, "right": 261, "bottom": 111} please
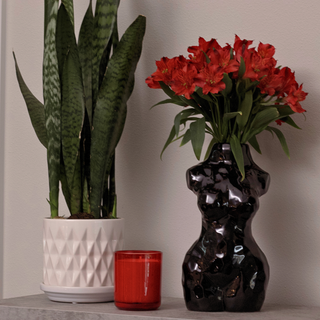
{"left": 43, "top": 217, "right": 124, "bottom": 221}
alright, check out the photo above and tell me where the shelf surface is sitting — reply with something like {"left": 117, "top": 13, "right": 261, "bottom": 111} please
{"left": 0, "top": 294, "right": 319, "bottom": 320}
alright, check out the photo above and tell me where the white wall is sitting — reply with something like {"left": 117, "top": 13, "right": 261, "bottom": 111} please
{"left": 2, "top": 0, "right": 320, "bottom": 307}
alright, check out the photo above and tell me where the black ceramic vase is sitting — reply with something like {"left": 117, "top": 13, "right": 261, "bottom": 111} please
{"left": 182, "top": 143, "right": 270, "bottom": 312}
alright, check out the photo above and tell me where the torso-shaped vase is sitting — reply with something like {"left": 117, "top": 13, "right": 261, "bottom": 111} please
{"left": 182, "top": 143, "right": 270, "bottom": 312}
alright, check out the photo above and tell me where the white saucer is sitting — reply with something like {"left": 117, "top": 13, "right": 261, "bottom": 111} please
{"left": 40, "top": 283, "right": 114, "bottom": 303}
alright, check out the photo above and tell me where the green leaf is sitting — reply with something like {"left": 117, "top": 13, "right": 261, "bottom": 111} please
{"left": 150, "top": 98, "right": 187, "bottom": 109}
{"left": 223, "top": 111, "right": 242, "bottom": 123}
{"left": 106, "top": 155, "right": 116, "bottom": 217}
{"left": 43, "top": 0, "right": 61, "bottom": 218}
{"left": 61, "top": 50, "right": 84, "bottom": 191}
{"left": 248, "top": 135, "right": 261, "bottom": 154}
{"left": 267, "top": 126, "right": 290, "bottom": 159}
{"left": 82, "top": 177, "right": 91, "bottom": 214}
{"left": 13, "top": 52, "right": 48, "bottom": 148}
{"left": 159, "top": 81, "right": 176, "bottom": 99}
{"left": 44, "top": 0, "right": 57, "bottom": 43}
{"left": 174, "top": 112, "right": 182, "bottom": 138}
{"left": 230, "top": 134, "right": 245, "bottom": 180}
{"left": 276, "top": 105, "right": 294, "bottom": 117}
{"left": 238, "top": 56, "right": 246, "bottom": 78}
{"left": 196, "top": 87, "right": 215, "bottom": 103}
{"left": 160, "top": 125, "right": 176, "bottom": 159}
{"left": 280, "top": 116, "right": 301, "bottom": 129}
{"left": 90, "top": 15, "right": 146, "bottom": 218}
{"left": 191, "top": 91, "right": 211, "bottom": 112}
{"left": 111, "top": 194, "right": 117, "bottom": 219}
{"left": 78, "top": 0, "right": 94, "bottom": 126}
{"left": 180, "top": 129, "right": 191, "bottom": 147}
{"left": 190, "top": 117, "right": 206, "bottom": 160}
{"left": 92, "top": 0, "right": 119, "bottom": 104}
{"left": 250, "top": 107, "right": 279, "bottom": 131}
{"left": 60, "top": 161, "right": 71, "bottom": 212}
{"left": 69, "top": 155, "right": 82, "bottom": 214}
{"left": 61, "top": 0, "right": 74, "bottom": 27}
{"left": 242, "top": 107, "right": 279, "bottom": 143}
{"left": 204, "top": 137, "right": 218, "bottom": 160}
{"left": 221, "top": 73, "right": 233, "bottom": 97}
{"left": 236, "top": 90, "right": 253, "bottom": 130}
{"left": 56, "top": 3, "right": 75, "bottom": 80}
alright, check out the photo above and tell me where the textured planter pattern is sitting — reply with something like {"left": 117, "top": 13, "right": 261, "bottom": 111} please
{"left": 43, "top": 219, "right": 124, "bottom": 287}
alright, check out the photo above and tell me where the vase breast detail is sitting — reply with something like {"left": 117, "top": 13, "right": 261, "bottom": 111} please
{"left": 182, "top": 143, "right": 270, "bottom": 312}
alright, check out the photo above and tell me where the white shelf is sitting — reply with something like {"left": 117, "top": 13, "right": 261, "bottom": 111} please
{"left": 0, "top": 294, "right": 319, "bottom": 320}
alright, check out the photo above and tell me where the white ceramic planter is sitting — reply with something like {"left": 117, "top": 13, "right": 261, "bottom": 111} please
{"left": 40, "top": 218, "right": 124, "bottom": 303}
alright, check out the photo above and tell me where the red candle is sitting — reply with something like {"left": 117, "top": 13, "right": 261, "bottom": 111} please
{"left": 114, "top": 250, "right": 162, "bottom": 310}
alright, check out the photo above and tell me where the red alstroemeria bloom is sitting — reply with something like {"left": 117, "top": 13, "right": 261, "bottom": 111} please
{"left": 209, "top": 45, "right": 239, "bottom": 74}
{"left": 233, "top": 35, "right": 254, "bottom": 62}
{"left": 241, "top": 52, "right": 260, "bottom": 81}
{"left": 149, "top": 57, "right": 177, "bottom": 85}
{"left": 145, "top": 76, "right": 161, "bottom": 89}
{"left": 283, "top": 83, "right": 307, "bottom": 113}
{"left": 171, "top": 63, "right": 198, "bottom": 99}
{"left": 188, "top": 37, "right": 217, "bottom": 69}
{"left": 258, "top": 68, "right": 283, "bottom": 96}
{"left": 257, "top": 42, "right": 276, "bottom": 68}
{"left": 195, "top": 64, "right": 225, "bottom": 95}
{"left": 276, "top": 67, "right": 296, "bottom": 94}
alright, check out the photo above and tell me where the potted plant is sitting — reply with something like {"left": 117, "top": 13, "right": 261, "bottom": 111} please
{"left": 146, "top": 36, "right": 307, "bottom": 311}
{"left": 14, "top": 0, "right": 146, "bottom": 303}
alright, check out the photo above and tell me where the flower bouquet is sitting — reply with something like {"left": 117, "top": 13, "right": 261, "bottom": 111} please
{"left": 146, "top": 35, "right": 307, "bottom": 179}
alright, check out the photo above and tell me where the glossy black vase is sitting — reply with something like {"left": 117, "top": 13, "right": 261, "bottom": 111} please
{"left": 182, "top": 143, "right": 270, "bottom": 312}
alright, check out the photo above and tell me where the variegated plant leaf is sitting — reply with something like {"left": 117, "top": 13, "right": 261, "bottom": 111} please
{"left": 61, "top": 50, "right": 84, "bottom": 193}
{"left": 82, "top": 177, "right": 91, "bottom": 214}
{"left": 92, "top": 0, "right": 119, "bottom": 105}
{"left": 90, "top": 15, "right": 146, "bottom": 218}
{"left": 59, "top": 2, "right": 84, "bottom": 192}
{"left": 60, "top": 159, "right": 71, "bottom": 212}
{"left": 56, "top": 3, "right": 76, "bottom": 79}
{"left": 69, "top": 155, "right": 82, "bottom": 214}
{"left": 44, "top": 0, "right": 56, "bottom": 42}
{"left": 43, "top": 0, "right": 61, "bottom": 217}
{"left": 61, "top": 0, "right": 74, "bottom": 27}
{"left": 13, "top": 52, "right": 48, "bottom": 148}
{"left": 78, "top": 0, "right": 94, "bottom": 126}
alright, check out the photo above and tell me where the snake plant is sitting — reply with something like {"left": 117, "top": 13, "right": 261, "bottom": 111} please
{"left": 13, "top": 0, "right": 146, "bottom": 219}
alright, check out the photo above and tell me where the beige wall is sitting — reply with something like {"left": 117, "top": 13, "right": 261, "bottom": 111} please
{"left": 2, "top": 0, "right": 320, "bottom": 306}
{"left": 0, "top": 0, "right": 4, "bottom": 301}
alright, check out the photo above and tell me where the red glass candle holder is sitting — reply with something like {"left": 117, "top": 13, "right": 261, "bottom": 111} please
{"left": 114, "top": 250, "right": 162, "bottom": 310}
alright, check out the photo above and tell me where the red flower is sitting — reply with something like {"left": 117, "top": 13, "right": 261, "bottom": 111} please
{"left": 209, "top": 45, "right": 239, "bottom": 74}
{"left": 278, "top": 67, "right": 297, "bottom": 94}
{"left": 283, "top": 83, "right": 307, "bottom": 113}
{"left": 275, "top": 119, "right": 285, "bottom": 126}
{"left": 195, "top": 64, "right": 225, "bottom": 95}
{"left": 145, "top": 76, "right": 161, "bottom": 89}
{"left": 149, "top": 57, "right": 176, "bottom": 85}
{"left": 188, "top": 37, "right": 217, "bottom": 69}
{"left": 171, "top": 63, "right": 198, "bottom": 99}
{"left": 233, "top": 35, "right": 253, "bottom": 62}
{"left": 258, "top": 68, "right": 283, "bottom": 95}
{"left": 257, "top": 42, "right": 276, "bottom": 68}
